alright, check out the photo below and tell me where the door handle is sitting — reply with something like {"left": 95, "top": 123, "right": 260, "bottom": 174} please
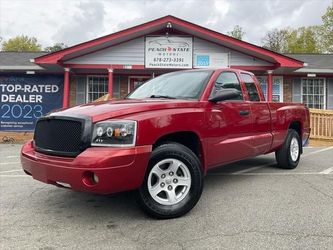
{"left": 239, "top": 110, "right": 250, "bottom": 116}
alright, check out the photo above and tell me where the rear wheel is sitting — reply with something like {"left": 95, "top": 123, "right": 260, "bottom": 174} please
{"left": 275, "top": 129, "right": 302, "bottom": 169}
{"left": 138, "top": 143, "right": 203, "bottom": 219}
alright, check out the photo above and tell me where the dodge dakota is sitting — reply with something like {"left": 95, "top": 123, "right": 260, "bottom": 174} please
{"left": 21, "top": 69, "right": 310, "bottom": 219}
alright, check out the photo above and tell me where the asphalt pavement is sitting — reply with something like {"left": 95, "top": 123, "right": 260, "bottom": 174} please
{"left": 1, "top": 144, "right": 333, "bottom": 250}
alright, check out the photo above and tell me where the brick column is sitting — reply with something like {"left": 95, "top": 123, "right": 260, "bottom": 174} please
{"left": 63, "top": 67, "right": 70, "bottom": 108}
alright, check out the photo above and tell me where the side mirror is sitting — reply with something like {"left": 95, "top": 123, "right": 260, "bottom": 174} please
{"left": 209, "top": 88, "right": 241, "bottom": 102}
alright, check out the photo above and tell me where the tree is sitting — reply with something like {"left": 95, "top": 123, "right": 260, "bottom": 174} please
{"left": 227, "top": 25, "right": 245, "bottom": 40}
{"left": 44, "top": 42, "right": 68, "bottom": 52}
{"left": 262, "top": 28, "right": 289, "bottom": 52}
{"left": 262, "top": 2, "right": 332, "bottom": 53}
{"left": 321, "top": 2, "right": 333, "bottom": 52}
{"left": 1, "top": 35, "right": 42, "bottom": 52}
{"left": 262, "top": 26, "right": 320, "bottom": 53}
{"left": 285, "top": 26, "right": 320, "bottom": 53}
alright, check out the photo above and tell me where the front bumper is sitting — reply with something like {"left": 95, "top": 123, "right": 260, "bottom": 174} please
{"left": 21, "top": 140, "right": 152, "bottom": 194}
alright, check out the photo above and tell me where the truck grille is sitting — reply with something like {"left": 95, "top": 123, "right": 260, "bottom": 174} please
{"left": 34, "top": 117, "right": 87, "bottom": 157}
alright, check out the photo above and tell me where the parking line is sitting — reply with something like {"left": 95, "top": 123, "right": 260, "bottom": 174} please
{"left": 0, "top": 175, "right": 29, "bottom": 177}
{"left": 6, "top": 155, "right": 19, "bottom": 159}
{"left": 230, "top": 162, "right": 275, "bottom": 174}
{"left": 303, "top": 146, "right": 333, "bottom": 157}
{"left": 0, "top": 169, "right": 22, "bottom": 173}
{"left": 0, "top": 162, "right": 20, "bottom": 165}
{"left": 320, "top": 167, "right": 333, "bottom": 174}
{"left": 208, "top": 172, "right": 332, "bottom": 176}
{"left": 2, "top": 171, "right": 332, "bottom": 178}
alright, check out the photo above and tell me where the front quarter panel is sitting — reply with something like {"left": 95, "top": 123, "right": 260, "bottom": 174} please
{"left": 121, "top": 107, "right": 209, "bottom": 170}
{"left": 122, "top": 108, "right": 206, "bottom": 146}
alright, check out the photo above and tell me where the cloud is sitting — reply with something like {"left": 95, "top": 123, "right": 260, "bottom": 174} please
{"left": 52, "top": 0, "right": 106, "bottom": 45}
{"left": 204, "top": 0, "right": 330, "bottom": 44}
{"left": 0, "top": 0, "right": 331, "bottom": 48}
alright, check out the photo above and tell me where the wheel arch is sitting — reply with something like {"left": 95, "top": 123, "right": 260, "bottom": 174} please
{"left": 288, "top": 120, "right": 303, "bottom": 153}
{"left": 153, "top": 131, "right": 207, "bottom": 173}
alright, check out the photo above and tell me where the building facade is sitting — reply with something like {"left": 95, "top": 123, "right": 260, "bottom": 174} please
{"left": 1, "top": 16, "right": 333, "bottom": 132}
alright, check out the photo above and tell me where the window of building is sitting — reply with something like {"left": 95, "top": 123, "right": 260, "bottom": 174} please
{"left": 241, "top": 73, "right": 260, "bottom": 101}
{"left": 301, "top": 78, "right": 326, "bottom": 109}
{"left": 210, "top": 72, "right": 243, "bottom": 100}
{"left": 256, "top": 76, "right": 283, "bottom": 102}
{"left": 86, "top": 76, "right": 108, "bottom": 102}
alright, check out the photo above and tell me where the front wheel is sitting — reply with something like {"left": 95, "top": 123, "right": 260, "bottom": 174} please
{"left": 138, "top": 143, "right": 203, "bottom": 219}
{"left": 275, "top": 129, "right": 302, "bottom": 169}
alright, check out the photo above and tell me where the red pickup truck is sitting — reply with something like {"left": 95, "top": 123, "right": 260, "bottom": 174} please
{"left": 21, "top": 69, "right": 310, "bottom": 219}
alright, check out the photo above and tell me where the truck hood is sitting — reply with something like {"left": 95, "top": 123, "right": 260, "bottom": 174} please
{"left": 51, "top": 99, "right": 200, "bottom": 122}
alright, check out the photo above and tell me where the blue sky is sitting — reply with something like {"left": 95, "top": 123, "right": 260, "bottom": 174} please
{"left": 0, "top": 0, "right": 331, "bottom": 48}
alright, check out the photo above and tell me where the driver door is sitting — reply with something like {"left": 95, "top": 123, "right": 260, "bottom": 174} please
{"left": 206, "top": 71, "right": 254, "bottom": 167}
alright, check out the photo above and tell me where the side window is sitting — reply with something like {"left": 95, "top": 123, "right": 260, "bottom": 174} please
{"left": 241, "top": 73, "right": 260, "bottom": 102}
{"left": 210, "top": 72, "right": 243, "bottom": 100}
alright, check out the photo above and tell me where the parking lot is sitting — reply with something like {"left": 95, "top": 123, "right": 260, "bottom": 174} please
{"left": 1, "top": 144, "right": 332, "bottom": 250}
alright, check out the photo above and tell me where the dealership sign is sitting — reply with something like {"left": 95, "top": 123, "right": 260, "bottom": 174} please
{"left": 0, "top": 75, "right": 63, "bottom": 131}
{"left": 145, "top": 36, "right": 193, "bottom": 68}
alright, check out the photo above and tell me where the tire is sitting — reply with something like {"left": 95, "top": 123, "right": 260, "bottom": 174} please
{"left": 138, "top": 142, "right": 203, "bottom": 219}
{"left": 275, "top": 129, "right": 302, "bottom": 169}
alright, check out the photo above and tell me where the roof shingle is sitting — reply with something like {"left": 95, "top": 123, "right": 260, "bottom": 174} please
{"left": 285, "top": 53, "right": 333, "bottom": 69}
{"left": 0, "top": 52, "right": 47, "bottom": 70}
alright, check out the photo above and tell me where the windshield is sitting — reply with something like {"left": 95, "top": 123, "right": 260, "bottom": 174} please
{"left": 127, "top": 70, "right": 213, "bottom": 100}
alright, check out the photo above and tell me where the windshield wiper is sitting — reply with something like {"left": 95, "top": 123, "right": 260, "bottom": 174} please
{"left": 149, "top": 95, "right": 176, "bottom": 99}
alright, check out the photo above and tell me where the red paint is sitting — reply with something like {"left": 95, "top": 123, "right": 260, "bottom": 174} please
{"left": 63, "top": 69, "right": 70, "bottom": 108}
{"left": 70, "top": 72, "right": 157, "bottom": 76}
{"left": 247, "top": 102, "right": 272, "bottom": 154}
{"left": 205, "top": 100, "right": 254, "bottom": 166}
{"left": 274, "top": 74, "right": 333, "bottom": 77}
{"left": 21, "top": 143, "right": 151, "bottom": 194}
{"left": 21, "top": 69, "right": 310, "bottom": 194}
{"left": 267, "top": 73, "right": 273, "bottom": 102}
{"left": 34, "top": 16, "right": 173, "bottom": 64}
{"left": 63, "top": 64, "right": 145, "bottom": 69}
{"left": 231, "top": 65, "right": 277, "bottom": 71}
{"left": 108, "top": 69, "right": 113, "bottom": 97}
{"left": 34, "top": 16, "right": 303, "bottom": 68}
{"left": 167, "top": 17, "right": 303, "bottom": 68}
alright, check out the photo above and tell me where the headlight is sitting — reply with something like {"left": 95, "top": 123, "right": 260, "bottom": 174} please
{"left": 91, "top": 120, "right": 137, "bottom": 147}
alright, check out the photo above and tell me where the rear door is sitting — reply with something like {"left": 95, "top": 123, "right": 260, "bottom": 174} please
{"left": 241, "top": 73, "right": 272, "bottom": 155}
{"left": 206, "top": 71, "right": 255, "bottom": 167}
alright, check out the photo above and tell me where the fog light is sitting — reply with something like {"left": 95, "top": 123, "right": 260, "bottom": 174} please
{"left": 82, "top": 171, "right": 99, "bottom": 186}
{"left": 93, "top": 173, "right": 99, "bottom": 184}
